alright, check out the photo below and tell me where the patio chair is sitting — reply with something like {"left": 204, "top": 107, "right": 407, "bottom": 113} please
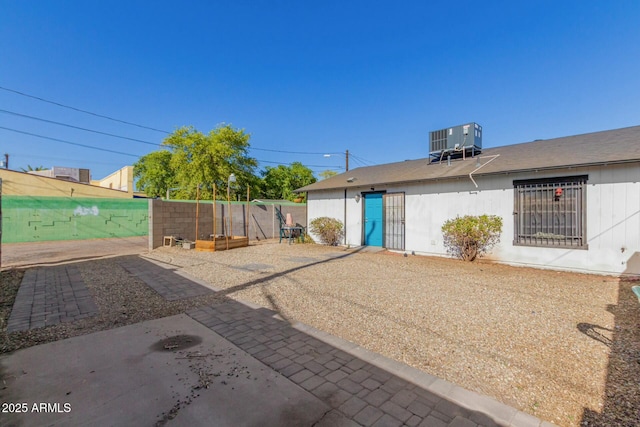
{"left": 275, "top": 208, "right": 305, "bottom": 244}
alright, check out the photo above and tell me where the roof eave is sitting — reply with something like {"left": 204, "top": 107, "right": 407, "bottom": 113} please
{"left": 299, "top": 158, "right": 640, "bottom": 192}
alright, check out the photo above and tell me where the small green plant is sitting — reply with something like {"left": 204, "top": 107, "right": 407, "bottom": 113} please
{"left": 441, "top": 214, "right": 503, "bottom": 261}
{"left": 309, "top": 217, "right": 344, "bottom": 246}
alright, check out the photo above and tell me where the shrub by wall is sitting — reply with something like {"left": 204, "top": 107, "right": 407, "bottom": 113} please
{"left": 309, "top": 217, "right": 344, "bottom": 246}
{"left": 441, "top": 214, "right": 502, "bottom": 261}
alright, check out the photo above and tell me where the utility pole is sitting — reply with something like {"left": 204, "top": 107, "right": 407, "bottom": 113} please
{"left": 345, "top": 149, "right": 349, "bottom": 172}
{"left": 3, "top": 153, "right": 8, "bottom": 169}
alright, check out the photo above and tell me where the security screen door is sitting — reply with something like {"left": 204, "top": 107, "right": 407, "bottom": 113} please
{"left": 383, "top": 193, "right": 405, "bottom": 251}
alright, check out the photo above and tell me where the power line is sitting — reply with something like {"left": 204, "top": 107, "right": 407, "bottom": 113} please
{"left": 0, "top": 85, "right": 354, "bottom": 166}
{"left": 0, "top": 105, "right": 347, "bottom": 157}
{"left": 349, "top": 156, "right": 368, "bottom": 168}
{"left": 0, "top": 85, "right": 171, "bottom": 134}
{"left": 0, "top": 86, "right": 351, "bottom": 157}
{"left": 350, "top": 153, "right": 376, "bottom": 166}
{"left": 0, "top": 109, "right": 163, "bottom": 147}
{"left": 0, "top": 126, "right": 343, "bottom": 170}
{"left": 0, "top": 126, "right": 140, "bottom": 157}
{"left": 257, "top": 159, "right": 342, "bottom": 168}
{"left": 11, "top": 152, "right": 131, "bottom": 166}
{"left": 250, "top": 147, "right": 342, "bottom": 155}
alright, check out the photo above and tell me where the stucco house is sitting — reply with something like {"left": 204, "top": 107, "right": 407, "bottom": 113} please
{"left": 297, "top": 125, "right": 640, "bottom": 276}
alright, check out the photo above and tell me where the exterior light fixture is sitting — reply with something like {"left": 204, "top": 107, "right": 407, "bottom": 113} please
{"left": 354, "top": 194, "right": 361, "bottom": 202}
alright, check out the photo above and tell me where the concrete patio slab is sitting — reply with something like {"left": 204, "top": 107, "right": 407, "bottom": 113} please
{"left": 0, "top": 314, "right": 335, "bottom": 427}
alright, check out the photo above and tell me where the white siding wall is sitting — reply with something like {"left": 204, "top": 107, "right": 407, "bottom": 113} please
{"left": 307, "top": 190, "right": 346, "bottom": 244}
{"left": 345, "top": 189, "right": 363, "bottom": 245}
{"left": 309, "top": 163, "right": 640, "bottom": 275}
{"left": 401, "top": 176, "right": 513, "bottom": 259}
{"left": 499, "top": 165, "right": 640, "bottom": 275}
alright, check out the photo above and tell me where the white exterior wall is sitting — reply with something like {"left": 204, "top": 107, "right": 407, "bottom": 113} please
{"left": 345, "top": 188, "right": 363, "bottom": 245}
{"left": 306, "top": 189, "right": 346, "bottom": 243}
{"left": 307, "top": 163, "right": 640, "bottom": 275}
{"left": 401, "top": 175, "right": 513, "bottom": 258}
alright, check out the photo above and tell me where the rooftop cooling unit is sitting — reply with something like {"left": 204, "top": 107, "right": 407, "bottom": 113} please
{"left": 429, "top": 123, "right": 482, "bottom": 161}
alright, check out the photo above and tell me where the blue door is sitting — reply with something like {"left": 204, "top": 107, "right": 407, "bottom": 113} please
{"left": 364, "top": 193, "right": 383, "bottom": 246}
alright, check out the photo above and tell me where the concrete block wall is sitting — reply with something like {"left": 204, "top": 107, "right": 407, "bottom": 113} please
{"left": 149, "top": 200, "right": 307, "bottom": 250}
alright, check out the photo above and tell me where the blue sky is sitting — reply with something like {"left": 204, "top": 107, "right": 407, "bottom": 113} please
{"left": 1, "top": 1, "right": 639, "bottom": 180}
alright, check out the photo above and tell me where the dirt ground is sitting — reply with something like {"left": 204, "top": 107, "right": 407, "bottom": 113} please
{"left": 0, "top": 236, "right": 148, "bottom": 269}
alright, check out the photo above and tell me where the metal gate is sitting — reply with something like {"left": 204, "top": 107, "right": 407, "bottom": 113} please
{"left": 383, "top": 193, "right": 405, "bottom": 250}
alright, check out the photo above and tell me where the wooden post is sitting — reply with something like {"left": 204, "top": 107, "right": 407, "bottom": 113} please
{"left": 213, "top": 183, "right": 217, "bottom": 239}
{"left": 246, "top": 186, "right": 250, "bottom": 238}
{"left": 195, "top": 185, "right": 200, "bottom": 241}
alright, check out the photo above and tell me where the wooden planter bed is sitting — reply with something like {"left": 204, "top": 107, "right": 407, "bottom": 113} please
{"left": 195, "top": 236, "right": 249, "bottom": 252}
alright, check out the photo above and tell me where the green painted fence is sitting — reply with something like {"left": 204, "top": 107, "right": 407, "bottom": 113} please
{"left": 2, "top": 196, "right": 148, "bottom": 243}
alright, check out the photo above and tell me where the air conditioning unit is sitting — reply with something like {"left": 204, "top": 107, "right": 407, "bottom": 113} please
{"left": 429, "top": 123, "right": 482, "bottom": 159}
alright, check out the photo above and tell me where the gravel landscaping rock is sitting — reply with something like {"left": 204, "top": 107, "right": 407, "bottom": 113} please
{"left": 143, "top": 241, "right": 639, "bottom": 427}
{"left": 2, "top": 239, "right": 639, "bottom": 426}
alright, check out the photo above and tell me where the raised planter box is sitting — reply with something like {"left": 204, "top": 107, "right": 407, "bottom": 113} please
{"left": 196, "top": 236, "right": 249, "bottom": 252}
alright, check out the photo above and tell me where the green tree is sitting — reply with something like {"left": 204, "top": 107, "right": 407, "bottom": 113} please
{"left": 134, "top": 125, "right": 258, "bottom": 200}
{"left": 319, "top": 170, "right": 338, "bottom": 180}
{"left": 134, "top": 150, "right": 175, "bottom": 198}
{"left": 261, "top": 162, "right": 316, "bottom": 201}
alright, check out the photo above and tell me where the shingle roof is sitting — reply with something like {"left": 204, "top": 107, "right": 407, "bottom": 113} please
{"left": 297, "top": 125, "right": 640, "bottom": 192}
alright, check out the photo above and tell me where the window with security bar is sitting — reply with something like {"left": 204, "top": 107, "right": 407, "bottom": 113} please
{"left": 513, "top": 175, "right": 588, "bottom": 249}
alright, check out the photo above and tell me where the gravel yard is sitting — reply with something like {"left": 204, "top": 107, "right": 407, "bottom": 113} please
{"left": 2, "top": 240, "right": 639, "bottom": 426}
{"left": 144, "top": 242, "right": 639, "bottom": 427}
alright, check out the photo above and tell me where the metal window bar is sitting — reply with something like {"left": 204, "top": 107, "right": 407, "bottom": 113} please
{"left": 514, "top": 177, "right": 586, "bottom": 248}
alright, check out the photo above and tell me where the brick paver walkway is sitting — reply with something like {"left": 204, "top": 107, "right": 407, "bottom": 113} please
{"left": 189, "top": 300, "right": 550, "bottom": 427}
{"left": 116, "top": 257, "right": 214, "bottom": 300}
{"left": 7, "top": 265, "right": 97, "bottom": 333}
